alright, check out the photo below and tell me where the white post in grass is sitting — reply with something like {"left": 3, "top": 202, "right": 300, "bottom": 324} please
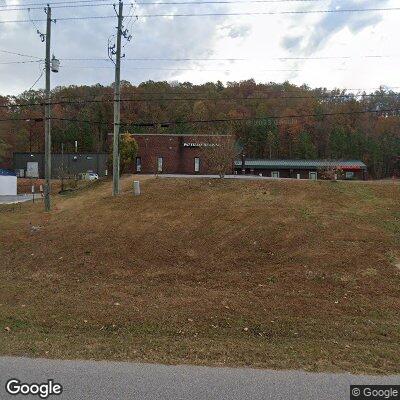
{"left": 133, "top": 181, "right": 141, "bottom": 196}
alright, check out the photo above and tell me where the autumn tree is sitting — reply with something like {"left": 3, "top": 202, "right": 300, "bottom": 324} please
{"left": 1, "top": 80, "right": 399, "bottom": 178}
{"left": 0, "top": 138, "right": 9, "bottom": 162}
{"left": 109, "top": 133, "right": 138, "bottom": 176}
{"left": 200, "top": 135, "right": 237, "bottom": 178}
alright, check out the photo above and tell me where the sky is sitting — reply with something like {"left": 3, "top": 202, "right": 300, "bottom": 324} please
{"left": 0, "top": 0, "right": 399, "bottom": 96}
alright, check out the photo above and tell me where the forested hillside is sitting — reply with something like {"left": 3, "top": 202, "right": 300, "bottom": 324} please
{"left": 1, "top": 79, "right": 400, "bottom": 178}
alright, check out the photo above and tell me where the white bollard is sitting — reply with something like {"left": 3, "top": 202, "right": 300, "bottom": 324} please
{"left": 133, "top": 181, "right": 141, "bottom": 196}
{"left": 297, "top": 174, "right": 301, "bottom": 180}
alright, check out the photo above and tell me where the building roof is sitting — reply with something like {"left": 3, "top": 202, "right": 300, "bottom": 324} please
{"left": 0, "top": 169, "right": 16, "bottom": 176}
{"left": 234, "top": 159, "right": 367, "bottom": 170}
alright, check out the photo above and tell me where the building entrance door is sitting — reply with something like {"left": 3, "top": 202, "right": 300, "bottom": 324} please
{"left": 157, "top": 157, "right": 163, "bottom": 173}
{"left": 309, "top": 172, "right": 317, "bottom": 180}
{"left": 194, "top": 157, "right": 200, "bottom": 173}
{"left": 271, "top": 171, "right": 280, "bottom": 178}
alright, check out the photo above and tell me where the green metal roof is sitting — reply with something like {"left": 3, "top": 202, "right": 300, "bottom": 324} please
{"left": 234, "top": 159, "right": 367, "bottom": 170}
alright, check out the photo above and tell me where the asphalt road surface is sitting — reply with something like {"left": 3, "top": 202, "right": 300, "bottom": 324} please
{"left": 0, "top": 195, "right": 34, "bottom": 205}
{"left": 0, "top": 357, "right": 399, "bottom": 399}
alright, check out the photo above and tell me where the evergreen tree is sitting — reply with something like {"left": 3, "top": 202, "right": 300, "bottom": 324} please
{"left": 329, "top": 128, "right": 348, "bottom": 158}
{"left": 295, "top": 132, "right": 317, "bottom": 159}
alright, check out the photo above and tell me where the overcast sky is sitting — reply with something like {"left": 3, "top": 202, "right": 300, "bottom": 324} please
{"left": 0, "top": 0, "right": 399, "bottom": 95}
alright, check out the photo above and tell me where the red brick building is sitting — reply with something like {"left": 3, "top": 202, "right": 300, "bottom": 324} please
{"left": 132, "top": 133, "right": 232, "bottom": 174}
{"left": 113, "top": 133, "right": 368, "bottom": 180}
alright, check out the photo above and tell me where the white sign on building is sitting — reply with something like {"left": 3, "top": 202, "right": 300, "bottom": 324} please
{"left": 0, "top": 175, "right": 17, "bottom": 196}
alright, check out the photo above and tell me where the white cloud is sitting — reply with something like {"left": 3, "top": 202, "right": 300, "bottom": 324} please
{"left": 220, "top": 24, "right": 251, "bottom": 39}
{"left": 281, "top": 0, "right": 389, "bottom": 55}
{"left": 0, "top": 0, "right": 399, "bottom": 94}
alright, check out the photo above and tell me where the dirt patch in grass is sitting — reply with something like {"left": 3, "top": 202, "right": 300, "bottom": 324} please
{"left": 0, "top": 177, "right": 399, "bottom": 374}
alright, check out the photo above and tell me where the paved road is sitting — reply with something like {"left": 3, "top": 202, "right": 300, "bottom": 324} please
{"left": 0, "top": 357, "right": 399, "bottom": 399}
{"left": 0, "top": 195, "right": 34, "bottom": 205}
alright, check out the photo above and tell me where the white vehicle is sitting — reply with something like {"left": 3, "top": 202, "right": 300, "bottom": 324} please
{"left": 87, "top": 173, "right": 99, "bottom": 181}
{"left": 79, "top": 172, "right": 99, "bottom": 181}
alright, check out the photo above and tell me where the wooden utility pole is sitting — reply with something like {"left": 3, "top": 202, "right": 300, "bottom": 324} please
{"left": 44, "top": 5, "right": 52, "bottom": 211}
{"left": 61, "top": 142, "right": 65, "bottom": 192}
{"left": 112, "top": 0, "right": 123, "bottom": 196}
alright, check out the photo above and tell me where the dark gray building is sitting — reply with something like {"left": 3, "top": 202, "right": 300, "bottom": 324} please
{"left": 13, "top": 152, "right": 108, "bottom": 179}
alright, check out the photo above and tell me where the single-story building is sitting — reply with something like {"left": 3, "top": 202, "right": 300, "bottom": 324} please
{"left": 13, "top": 152, "right": 108, "bottom": 179}
{"left": 131, "top": 133, "right": 232, "bottom": 174}
{"left": 0, "top": 169, "right": 17, "bottom": 195}
{"left": 234, "top": 159, "right": 368, "bottom": 180}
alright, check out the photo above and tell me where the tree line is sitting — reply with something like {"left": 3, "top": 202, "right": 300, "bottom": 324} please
{"left": 1, "top": 79, "right": 399, "bottom": 178}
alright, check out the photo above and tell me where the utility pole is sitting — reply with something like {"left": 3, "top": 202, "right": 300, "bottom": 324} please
{"left": 112, "top": 0, "right": 123, "bottom": 196}
{"left": 44, "top": 5, "right": 52, "bottom": 211}
{"left": 61, "top": 142, "right": 65, "bottom": 192}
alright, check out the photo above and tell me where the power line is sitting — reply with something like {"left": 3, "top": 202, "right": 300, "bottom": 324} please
{"left": 3, "top": 84, "right": 398, "bottom": 104}
{"left": 0, "top": 15, "right": 115, "bottom": 24}
{"left": 0, "top": 0, "right": 372, "bottom": 9}
{"left": 60, "top": 65, "right": 306, "bottom": 72}
{"left": 1, "top": 108, "right": 398, "bottom": 126}
{"left": 0, "top": 0, "right": 112, "bottom": 7}
{"left": 2, "top": 91, "right": 400, "bottom": 109}
{"left": 0, "top": 60, "right": 43, "bottom": 65}
{"left": 127, "top": 7, "right": 400, "bottom": 18}
{"left": 58, "top": 54, "right": 400, "bottom": 62}
{"left": 0, "top": 3, "right": 116, "bottom": 12}
{"left": 0, "top": 49, "right": 42, "bottom": 59}
{"left": 124, "top": 108, "right": 400, "bottom": 127}
{"left": 28, "top": 68, "right": 45, "bottom": 90}
{"left": 1, "top": 7, "right": 400, "bottom": 23}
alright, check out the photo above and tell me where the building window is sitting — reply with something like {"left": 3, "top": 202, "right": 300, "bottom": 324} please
{"left": 194, "top": 157, "right": 200, "bottom": 173}
{"left": 157, "top": 157, "right": 163, "bottom": 173}
{"left": 136, "top": 157, "right": 142, "bottom": 173}
{"left": 271, "top": 171, "right": 280, "bottom": 178}
{"left": 345, "top": 171, "right": 354, "bottom": 179}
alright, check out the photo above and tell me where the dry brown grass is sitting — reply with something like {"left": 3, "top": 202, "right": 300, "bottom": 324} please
{"left": 0, "top": 176, "right": 399, "bottom": 374}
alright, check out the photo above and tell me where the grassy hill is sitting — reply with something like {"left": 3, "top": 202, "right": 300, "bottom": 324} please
{"left": 0, "top": 177, "right": 399, "bottom": 373}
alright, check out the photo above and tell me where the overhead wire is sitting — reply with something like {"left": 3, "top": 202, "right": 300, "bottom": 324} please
{"left": 1, "top": 108, "right": 399, "bottom": 126}
{"left": 2, "top": 91, "right": 400, "bottom": 109}
{"left": 0, "top": 0, "right": 381, "bottom": 9}
{"left": 28, "top": 68, "right": 45, "bottom": 91}
{"left": 0, "top": 49, "right": 41, "bottom": 59}
{"left": 0, "top": 60, "right": 42, "bottom": 64}
{"left": 57, "top": 54, "right": 400, "bottom": 61}
{"left": 1, "top": 6, "right": 400, "bottom": 23}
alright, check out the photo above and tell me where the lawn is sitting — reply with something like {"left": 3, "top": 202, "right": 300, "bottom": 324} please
{"left": 0, "top": 176, "right": 399, "bottom": 374}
